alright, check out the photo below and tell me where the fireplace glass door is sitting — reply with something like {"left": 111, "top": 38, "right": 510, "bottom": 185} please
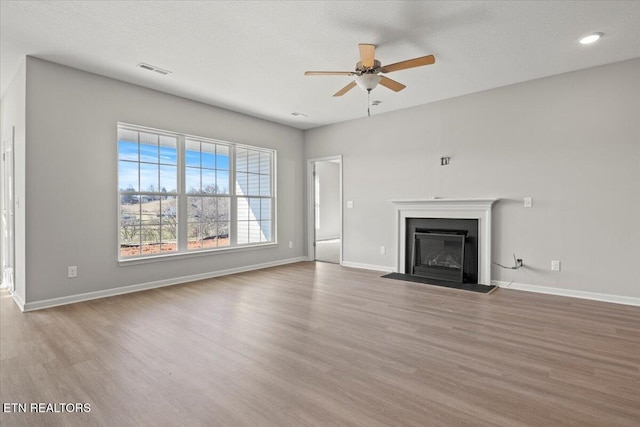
{"left": 412, "top": 232, "right": 466, "bottom": 282}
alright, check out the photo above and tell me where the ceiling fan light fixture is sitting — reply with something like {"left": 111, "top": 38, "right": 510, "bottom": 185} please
{"left": 355, "top": 74, "right": 381, "bottom": 91}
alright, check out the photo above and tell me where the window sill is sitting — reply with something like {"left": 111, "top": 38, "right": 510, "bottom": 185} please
{"left": 118, "top": 242, "right": 278, "bottom": 266}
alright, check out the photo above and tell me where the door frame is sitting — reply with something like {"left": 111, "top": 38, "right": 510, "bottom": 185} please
{"left": 307, "top": 155, "right": 343, "bottom": 264}
{"left": 1, "top": 127, "right": 15, "bottom": 292}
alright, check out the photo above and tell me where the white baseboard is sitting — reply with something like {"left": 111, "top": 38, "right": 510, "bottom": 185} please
{"left": 12, "top": 291, "right": 26, "bottom": 312}
{"left": 341, "top": 261, "right": 396, "bottom": 273}
{"left": 22, "top": 257, "right": 308, "bottom": 312}
{"left": 493, "top": 280, "right": 640, "bottom": 307}
{"left": 22, "top": 259, "right": 637, "bottom": 311}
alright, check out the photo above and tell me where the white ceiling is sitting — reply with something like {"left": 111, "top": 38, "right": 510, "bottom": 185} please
{"left": 2, "top": 1, "right": 640, "bottom": 130}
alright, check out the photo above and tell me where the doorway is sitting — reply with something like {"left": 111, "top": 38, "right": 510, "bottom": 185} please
{"left": 1, "top": 128, "right": 15, "bottom": 292}
{"left": 307, "top": 156, "right": 342, "bottom": 264}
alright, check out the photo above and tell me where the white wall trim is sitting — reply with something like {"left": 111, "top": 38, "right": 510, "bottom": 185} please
{"left": 21, "top": 257, "right": 308, "bottom": 312}
{"left": 17, "top": 260, "right": 638, "bottom": 310}
{"left": 341, "top": 261, "right": 396, "bottom": 273}
{"left": 493, "top": 280, "right": 640, "bottom": 307}
{"left": 11, "top": 290, "right": 25, "bottom": 312}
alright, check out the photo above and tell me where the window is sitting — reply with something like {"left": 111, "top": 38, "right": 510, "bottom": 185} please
{"left": 118, "top": 129, "right": 178, "bottom": 257}
{"left": 118, "top": 124, "right": 275, "bottom": 260}
{"left": 236, "top": 148, "right": 272, "bottom": 244}
{"left": 185, "top": 138, "right": 230, "bottom": 250}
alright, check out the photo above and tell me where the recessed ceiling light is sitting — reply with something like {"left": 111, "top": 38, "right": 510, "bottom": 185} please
{"left": 137, "top": 62, "right": 172, "bottom": 75}
{"left": 579, "top": 32, "right": 603, "bottom": 45}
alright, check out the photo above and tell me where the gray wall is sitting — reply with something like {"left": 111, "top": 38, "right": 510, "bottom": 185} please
{"left": 315, "top": 161, "right": 340, "bottom": 241}
{"left": 0, "top": 59, "right": 26, "bottom": 303}
{"left": 304, "top": 58, "right": 640, "bottom": 299}
{"left": 24, "top": 57, "right": 305, "bottom": 303}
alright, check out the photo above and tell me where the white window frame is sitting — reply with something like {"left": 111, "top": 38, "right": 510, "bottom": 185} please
{"left": 117, "top": 123, "right": 277, "bottom": 263}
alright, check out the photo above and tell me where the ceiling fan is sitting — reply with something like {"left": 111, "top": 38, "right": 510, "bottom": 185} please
{"left": 304, "top": 43, "right": 436, "bottom": 97}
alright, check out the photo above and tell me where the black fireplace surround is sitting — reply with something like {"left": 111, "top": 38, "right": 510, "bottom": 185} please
{"left": 405, "top": 218, "right": 479, "bottom": 284}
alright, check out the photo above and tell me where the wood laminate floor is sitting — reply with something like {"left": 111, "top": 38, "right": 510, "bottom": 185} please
{"left": 1, "top": 261, "right": 639, "bottom": 426}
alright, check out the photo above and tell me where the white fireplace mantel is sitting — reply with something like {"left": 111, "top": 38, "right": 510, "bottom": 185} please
{"left": 390, "top": 198, "right": 499, "bottom": 286}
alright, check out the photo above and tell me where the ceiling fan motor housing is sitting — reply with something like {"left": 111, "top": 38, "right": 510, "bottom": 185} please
{"left": 356, "top": 60, "right": 382, "bottom": 74}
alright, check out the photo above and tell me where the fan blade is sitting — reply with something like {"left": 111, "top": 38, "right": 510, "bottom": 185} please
{"left": 379, "top": 76, "right": 406, "bottom": 92}
{"left": 380, "top": 55, "right": 435, "bottom": 73}
{"left": 359, "top": 44, "right": 376, "bottom": 68}
{"left": 333, "top": 81, "right": 357, "bottom": 97}
{"left": 305, "top": 71, "right": 354, "bottom": 76}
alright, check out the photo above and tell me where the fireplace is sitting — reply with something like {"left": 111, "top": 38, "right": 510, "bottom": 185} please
{"left": 391, "top": 198, "right": 498, "bottom": 287}
{"left": 412, "top": 230, "right": 466, "bottom": 282}
{"left": 407, "top": 218, "right": 478, "bottom": 284}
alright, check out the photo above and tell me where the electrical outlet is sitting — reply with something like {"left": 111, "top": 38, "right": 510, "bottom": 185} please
{"left": 288, "top": 241, "right": 293, "bottom": 249}
{"left": 516, "top": 259, "right": 523, "bottom": 268}
{"left": 68, "top": 266, "right": 77, "bottom": 278}
{"left": 551, "top": 260, "right": 561, "bottom": 271}
{"left": 524, "top": 197, "right": 533, "bottom": 208}
{"left": 380, "top": 246, "right": 386, "bottom": 255}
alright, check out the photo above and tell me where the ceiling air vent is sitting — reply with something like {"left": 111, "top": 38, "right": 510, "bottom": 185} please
{"left": 137, "top": 62, "right": 172, "bottom": 75}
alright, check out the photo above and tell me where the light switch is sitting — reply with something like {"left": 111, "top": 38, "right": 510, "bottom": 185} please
{"left": 347, "top": 201, "right": 354, "bottom": 208}
{"left": 524, "top": 197, "right": 532, "bottom": 208}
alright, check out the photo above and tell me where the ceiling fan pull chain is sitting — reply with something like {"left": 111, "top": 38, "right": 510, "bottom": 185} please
{"left": 367, "top": 89, "right": 371, "bottom": 117}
